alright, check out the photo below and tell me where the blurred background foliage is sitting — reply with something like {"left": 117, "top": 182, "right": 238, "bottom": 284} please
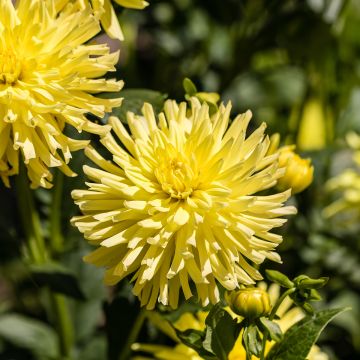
{"left": 1, "top": 0, "right": 360, "bottom": 359}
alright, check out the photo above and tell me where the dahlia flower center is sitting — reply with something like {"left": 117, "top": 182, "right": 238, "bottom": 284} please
{"left": 0, "top": 50, "right": 22, "bottom": 85}
{"left": 155, "top": 152, "right": 196, "bottom": 199}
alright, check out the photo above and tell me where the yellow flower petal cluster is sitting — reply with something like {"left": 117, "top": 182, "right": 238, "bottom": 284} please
{"left": 132, "top": 285, "right": 328, "bottom": 360}
{"left": 71, "top": 98, "right": 296, "bottom": 309}
{"left": 56, "top": 0, "right": 149, "bottom": 41}
{"left": 0, "top": 0, "right": 123, "bottom": 188}
{"left": 324, "top": 132, "right": 360, "bottom": 220}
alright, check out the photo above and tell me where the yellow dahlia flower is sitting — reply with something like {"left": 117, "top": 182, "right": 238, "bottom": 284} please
{"left": 56, "top": 0, "right": 149, "bottom": 41}
{"left": 0, "top": 0, "right": 123, "bottom": 188}
{"left": 324, "top": 132, "right": 360, "bottom": 219}
{"left": 132, "top": 285, "right": 328, "bottom": 360}
{"left": 71, "top": 98, "right": 296, "bottom": 309}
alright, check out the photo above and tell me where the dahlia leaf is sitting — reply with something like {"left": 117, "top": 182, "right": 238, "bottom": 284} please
{"left": 30, "top": 262, "right": 85, "bottom": 300}
{"left": 203, "top": 303, "right": 241, "bottom": 360}
{"left": 243, "top": 324, "right": 262, "bottom": 358}
{"left": 266, "top": 307, "right": 349, "bottom": 360}
{"left": 0, "top": 314, "right": 59, "bottom": 358}
{"left": 175, "top": 328, "right": 216, "bottom": 360}
{"left": 258, "top": 317, "right": 283, "bottom": 342}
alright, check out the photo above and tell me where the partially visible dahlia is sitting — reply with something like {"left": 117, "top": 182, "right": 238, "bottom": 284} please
{"left": 56, "top": 0, "right": 149, "bottom": 41}
{"left": 72, "top": 98, "right": 296, "bottom": 309}
{"left": 324, "top": 132, "right": 360, "bottom": 221}
{"left": 0, "top": 0, "right": 123, "bottom": 188}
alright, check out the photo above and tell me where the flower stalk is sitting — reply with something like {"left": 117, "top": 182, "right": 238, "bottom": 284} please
{"left": 49, "top": 171, "right": 65, "bottom": 254}
{"left": 16, "top": 168, "right": 74, "bottom": 359}
{"left": 119, "top": 309, "right": 146, "bottom": 360}
{"left": 259, "top": 288, "right": 296, "bottom": 360}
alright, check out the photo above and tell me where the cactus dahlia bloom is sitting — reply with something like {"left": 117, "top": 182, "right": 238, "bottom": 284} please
{"left": 56, "top": 0, "right": 149, "bottom": 41}
{"left": 71, "top": 98, "right": 296, "bottom": 309}
{"left": 132, "top": 285, "right": 328, "bottom": 360}
{"left": 0, "top": 0, "right": 123, "bottom": 188}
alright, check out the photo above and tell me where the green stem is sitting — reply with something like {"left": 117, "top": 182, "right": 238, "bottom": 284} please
{"left": 259, "top": 288, "right": 296, "bottom": 360}
{"left": 15, "top": 166, "right": 47, "bottom": 264}
{"left": 16, "top": 168, "right": 74, "bottom": 359}
{"left": 118, "top": 309, "right": 146, "bottom": 360}
{"left": 51, "top": 293, "right": 74, "bottom": 359}
{"left": 49, "top": 171, "right": 64, "bottom": 254}
{"left": 269, "top": 288, "right": 296, "bottom": 321}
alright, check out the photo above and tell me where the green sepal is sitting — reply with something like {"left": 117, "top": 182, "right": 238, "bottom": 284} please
{"left": 175, "top": 328, "right": 216, "bottom": 360}
{"left": 266, "top": 270, "right": 294, "bottom": 289}
{"left": 174, "top": 303, "right": 240, "bottom": 360}
{"left": 243, "top": 324, "right": 262, "bottom": 358}
{"left": 294, "top": 276, "right": 329, "bottom": 290}
{"left": 308, "top": 289, "right": 322, "bottom": 301}
{"left": 258, "top": 317, "right": 283, "bottom": 342}
{"left": 183, "top": 78, "right": 198, "bottom": 96}
{"left": 203, "top": 303, "right": 241, "bottom": 360}
{"left": 302, "top": 303, "right": 314, "bottom": 315}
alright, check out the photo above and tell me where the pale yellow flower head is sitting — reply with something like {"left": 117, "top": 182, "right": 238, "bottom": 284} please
{"left": 132, "top": 284, "right": 328, "bottom": 360}
{"left": 0, "top": 0, "right": 123, "bottom": 188}
{"left": 71, "top": 98, "right": 296, "bottom": 309}
{"left": 56, "top": 0, "right": 149, "bottom": 41}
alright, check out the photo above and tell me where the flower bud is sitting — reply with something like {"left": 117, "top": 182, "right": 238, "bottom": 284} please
{"left": 297, "top": 98, "right": 327, "bottom": 151}
{"left": 228, "top": 288, "right": 271, "bottom": 320}
{"left": 277, "top": 146, "right": 314, "bottom": 194}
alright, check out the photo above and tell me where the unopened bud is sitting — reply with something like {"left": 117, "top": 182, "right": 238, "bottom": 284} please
{"left": 277, "top": 146, "right": 314, "bottom": 194}
{"left": 266, "top": 269, "right": 294, "bottom": 289}
{"left": 294, "top": 275, "right": 328, "bottom": 290}
{"left": 228, "top": 288, "right": 271, "bottom": 320}
{"left": 297, "top": 98, "right": 327, "bottom": 151}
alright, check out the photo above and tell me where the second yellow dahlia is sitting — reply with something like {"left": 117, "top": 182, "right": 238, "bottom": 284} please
{"left": 72, "top": 98, "right": 296, "bottom": 309}
{"left": 0, "top": 0, "right": 123, "bottom": 188}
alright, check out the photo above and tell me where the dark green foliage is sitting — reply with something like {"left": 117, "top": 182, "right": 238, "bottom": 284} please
{"left": 174, "top": 303, "right": 240, "bottom": 360}
{"left": 266, "top": 308, "right": 349, "bottom": 360}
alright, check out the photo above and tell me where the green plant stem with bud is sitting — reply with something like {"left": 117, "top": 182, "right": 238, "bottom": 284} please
{"left": 259, "top": 288, "right": 296, "bottom": 360}
{"left": 15, "top": 165, "right": 47, "bottom": 264}
{"left": 16, "top": 167, "right": 74, "bottom": 359}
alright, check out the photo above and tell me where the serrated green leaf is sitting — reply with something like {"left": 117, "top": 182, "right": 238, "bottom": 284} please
{"left": 266, "top": 307, "right": 349, "bottom": 360}
{"left": 30, "top": 262, "right": 85, "bottom": 300}
{"left": 0, "top": 314, "right": 59, "bottom": 358}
